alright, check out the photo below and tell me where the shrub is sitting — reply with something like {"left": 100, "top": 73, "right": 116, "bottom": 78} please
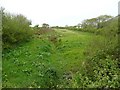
{"left": 2, "top": 10, "right": 33, "bottom": 51}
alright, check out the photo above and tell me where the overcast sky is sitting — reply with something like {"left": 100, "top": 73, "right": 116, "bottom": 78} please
{"left": 1, "top": 0, "right": 119, "bottom": 26}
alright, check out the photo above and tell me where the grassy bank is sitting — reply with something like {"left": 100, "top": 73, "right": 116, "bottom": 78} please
{"left": 2, "top": 29, "right": 97, "bottom": 88}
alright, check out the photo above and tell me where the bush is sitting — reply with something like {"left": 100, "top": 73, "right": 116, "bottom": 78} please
{"left": 2, "top": 10, "right": 33, "bottom": 51}
{"left": 73, "top": 48, "right": 120, "bottom": 88}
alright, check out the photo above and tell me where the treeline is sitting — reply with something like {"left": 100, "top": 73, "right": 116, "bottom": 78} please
{"left": 53, "top": 15, "right": 118, "bottom": 35}
{"left": 1, "top": 8, "right": 33, "bottom": 51}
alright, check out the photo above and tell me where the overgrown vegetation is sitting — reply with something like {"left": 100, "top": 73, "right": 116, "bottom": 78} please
{"left": 72, "top": 15, "right": 120, "bottom": 88}
{"left": 2, "top": 9, "right": 33, "bottom": 51}
{"left": 2, "top": 8, "right": 120, "bottom": 88}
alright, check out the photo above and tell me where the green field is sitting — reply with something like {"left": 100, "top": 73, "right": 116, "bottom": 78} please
{"left": 2, "top": 29, "right": 98, "bottom": 88}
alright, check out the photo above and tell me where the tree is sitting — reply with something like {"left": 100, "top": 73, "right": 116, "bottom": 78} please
{"left": 81, "top": 15, "right": 113, "bottom": 33}
{"left": 42, "top": 23, "right": 49, "bottom": 28}
{"left": 96, "top": 15, "right": 113, "bottom": 28}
